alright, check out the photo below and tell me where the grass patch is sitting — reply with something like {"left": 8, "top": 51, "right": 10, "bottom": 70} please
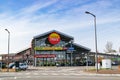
{"left": 85, "top": 68, "right": 112, "bottom": 71}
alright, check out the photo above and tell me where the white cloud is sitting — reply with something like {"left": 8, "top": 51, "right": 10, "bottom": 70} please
{"left": 18, "top": 0, "right": 58, "bottom": 16}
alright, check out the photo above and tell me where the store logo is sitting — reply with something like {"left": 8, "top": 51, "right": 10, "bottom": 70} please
{"left": 48, "top": 32, "right": 60, "bottom": 45}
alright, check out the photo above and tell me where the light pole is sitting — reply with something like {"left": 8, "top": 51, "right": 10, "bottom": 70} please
{"left": 85, "top": 11, "right": 98, "bottom": 72}
{"left": 5, "top": 29, "right": 10, "bottom": 72}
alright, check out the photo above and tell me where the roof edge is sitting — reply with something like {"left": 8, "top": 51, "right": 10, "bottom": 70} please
{"left": 33, "top": 30, "right": 74, "bottom": 39}
{"left": 73, "top": 43, "right": 91, "bottom": 51}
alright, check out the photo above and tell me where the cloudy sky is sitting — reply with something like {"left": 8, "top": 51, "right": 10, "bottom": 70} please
{"left": 0, "top": 0, "right": 120, "bottom": 54}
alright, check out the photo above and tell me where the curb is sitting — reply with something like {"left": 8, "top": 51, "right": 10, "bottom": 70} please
{"left": 81, "top": 72, "right": 120, "bottom": 76}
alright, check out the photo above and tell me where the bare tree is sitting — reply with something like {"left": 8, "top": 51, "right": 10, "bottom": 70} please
{"left": 104, "top": 42, "right": 116, "bottom": 53}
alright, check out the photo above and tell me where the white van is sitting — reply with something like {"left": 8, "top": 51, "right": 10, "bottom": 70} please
{"left": 19, "top": 63, "right": 28, "bottom": 70}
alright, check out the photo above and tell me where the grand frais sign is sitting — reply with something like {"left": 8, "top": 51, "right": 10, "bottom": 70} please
{"left": 34, "top": 46, "right": 67, "bottom": 50}
{"left": 34, "top": 54, "right": 56, "bottom": 58}
{"left": 48, "top": 32, "right": 61, "bottom": 45}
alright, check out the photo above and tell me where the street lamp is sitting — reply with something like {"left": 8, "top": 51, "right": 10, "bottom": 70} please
{"left": 85, "top": 11, "right": 98, "bottom": 72}
{"left": 5, "top": 29, "right": 10, "bottom": 72}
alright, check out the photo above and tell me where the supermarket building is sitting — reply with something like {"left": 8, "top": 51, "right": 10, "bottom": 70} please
{"left": 32, "top": 30, "right": 91, "bottom": 66}
{"left": 1, "top": 30, "right": 120, "bottom": 66}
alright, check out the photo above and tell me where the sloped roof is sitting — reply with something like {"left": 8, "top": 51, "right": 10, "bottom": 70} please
{"left": 66, "top": 43, "right": 91, "bottom": 52}
{"left": 0, "top": 53, "right": 16, "bottom": 56}
{"left": 33, "top": 30, "right": 74, "bottom": 41}
{"left": 65, "top": 43, "right": 90, "bottom": 52}
{"left": 72, "top": 43, "right": 91, "bottom": 52}
{"left": 16, "top": 47, "right": 31, "bottom": 55}
{"left": 90, "top": 52, "right": 120, "bottom": 57}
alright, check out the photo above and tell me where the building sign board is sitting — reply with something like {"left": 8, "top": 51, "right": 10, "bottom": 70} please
{"left": 34, "top": 46, "right": 67, "bottom": 50}
{"left": 67, "top": 47, "right": 75, "bottom": 53}
{"left": 48, "top": 32, "right": 61, "bottom": 45}
{"left": 68, "top": 47, "right": 74, "bottom": 50}
{"left": 34, "top": 54, "right": 56, "bottom": 58}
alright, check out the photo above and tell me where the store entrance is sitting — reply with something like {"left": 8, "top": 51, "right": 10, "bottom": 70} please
{"left": 35, "top": 54, "right": 56, "bottom": 66}
{"left": 35, "top": 51, "right": 67, "bottom": 66}
{"left": 42, "top": 57, "right": 56, "bottom": 66}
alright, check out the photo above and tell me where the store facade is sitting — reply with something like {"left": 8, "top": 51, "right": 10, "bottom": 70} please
{"left": 32, "top": 30, "right": 90, "bottom": 66}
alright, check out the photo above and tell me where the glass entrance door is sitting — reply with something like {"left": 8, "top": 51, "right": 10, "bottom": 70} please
{"left": 42, "top": 57, "right": 55, "bottom": 66}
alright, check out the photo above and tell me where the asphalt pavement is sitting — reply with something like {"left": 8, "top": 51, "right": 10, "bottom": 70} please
{"left": 0, "top": 66, "right": 120, "bottom": 80}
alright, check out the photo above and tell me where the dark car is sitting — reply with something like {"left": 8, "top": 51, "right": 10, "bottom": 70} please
{"left": 84, "top": 61, "right": 94, "bottom": 66}
{"left": 0, "top": 62, "right": 7, "bottom": 68}
{"left": 112, "top": 61, "right": 118, "bottom": 65}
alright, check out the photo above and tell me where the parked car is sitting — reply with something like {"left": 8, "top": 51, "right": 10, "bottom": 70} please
{"left": 19, "top": 63, "right": 28, "bottom": 70}
{"left": 9, "top": 62, "right": 28, "bottom": 70}
{"left": 0, "top": 62, "right": 6, "bottom": 68}
{"left": 84, "top": 61, "right": 94, "bottom": 66}
{"left": 9, "top": 62, "right": 15, "bottom": 68}
{"left": 112, "top": 61, "right": 118, "bottom": 65}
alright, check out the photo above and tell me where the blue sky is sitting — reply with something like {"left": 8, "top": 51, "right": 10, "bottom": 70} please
{"left": 0, "top": 0, "right": 120, "bottom": 54}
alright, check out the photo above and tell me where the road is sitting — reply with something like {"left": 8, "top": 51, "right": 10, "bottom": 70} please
{"left": 0, "top": 66, "right": 119, "bottom": 80}
{"left": 0, "top": 73, "right": 119, "bottom": 80}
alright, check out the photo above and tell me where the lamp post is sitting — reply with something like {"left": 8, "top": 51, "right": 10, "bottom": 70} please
{"left": 85, "top": 11, "right": 98, "bottom": 72}
{"left": 70, "top": 40, "right": 73, "bottom": 66}
{"left": 5, "top": 29, "right": 10, "bottom": 72}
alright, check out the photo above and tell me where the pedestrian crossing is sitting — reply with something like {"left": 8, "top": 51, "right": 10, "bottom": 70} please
{"left": 0, "top": 72, "right": 87, "bottom": 80}
{"left": 0, "top": 66, "right": 90, "bottom": 79}
{"left": 23, "top": 72, "right": 85, "bottom": 76}
{"left": 0, "top": 71, "right": 86, "bottom": 76}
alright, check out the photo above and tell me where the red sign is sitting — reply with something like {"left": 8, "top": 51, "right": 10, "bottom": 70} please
{"left": 48, "top": 32, "right": 60, "bottom": 45}
{"left": 34, "top": 54, "right": 56, "bottom": 58}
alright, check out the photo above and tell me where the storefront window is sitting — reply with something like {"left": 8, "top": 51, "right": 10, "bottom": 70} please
{"left": 34, "top": 36, "right": 68, "bottom": 66}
